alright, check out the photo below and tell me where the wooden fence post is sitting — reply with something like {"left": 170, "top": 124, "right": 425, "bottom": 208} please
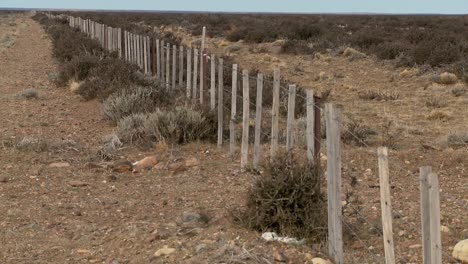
{"left": 420, "top": 166, "right": 432, "bottom": 264}
{"left": 210, "top": 54, "right": 216, "bottom": 110}
{"left": 325, "top": 103, "right": 344, "bottom": 264}
{"left": 286, "top": 84, "right": 296, "bottom": 151}
{"left": 378, "top": 147, "right": 396, "bottom": 264}
{"left": 217, "top": 58, "right": 224, "bottom": 148}
{"left": 146, "top": 36, "right": 151, "bottom": 74}
{"left": 429, "top": 172, "right": 442, "bottom": 264}
{"left": 306, "top": 90, "right": 315, "bottom": 162}
{"left": 143, "top": 36, "right": 148, "bottom": 74}
{"left": 166, "top": 43, "right": 170, "bottom": 89}
{"left": 179, "top": 46, "right": 184, "bottom": 86}
{"left": 241, "top": 70, "right": 250, "bottom": 170}
{"left": 229, "top": 64, "right": 238, "bottom": 159}
{"left": 161, "top": 40, "right": 165, "bottom": 83}
{"left": 270, "top": 68, "right": 280, "bottom": 159}
{"left": 253, "top": 73, "right": 263, "bottom": 169}
{"left": 193, "top": 49, "right": 199, "bottom": 102}
{"left": 172, "top": 44, "right": 177, "bottom": 89}
{"left": 186, "top": 48, "right": 192, "bottom": 98}
{"left": 156, "top": 39, "right": 160, "bottom": 78}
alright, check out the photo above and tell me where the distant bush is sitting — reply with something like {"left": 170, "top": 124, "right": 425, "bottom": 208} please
{"left": 56, "top": 54, "right": 100, "bottom": 86}
{"left": 281, "top": 40, "right": 313, "bottom": 54}
{"left": 358, "top": 90, "right": 400, "bottom": 101}
{"left": 374, "top": 41, "right": 409, "bottom": 60}
{"left": 116, "top": 113, "right": 148, "bottom": 145}
{"left": 15, "top": 88, "right": 38, "bottom": 100}
{"left": 451, "top": 83, "right": 467, "bottom": 97}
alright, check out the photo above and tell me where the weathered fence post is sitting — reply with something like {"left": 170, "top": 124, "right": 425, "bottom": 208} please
{"left": 166, "top": 43, "right": 170, "bottom": 89}
{"left": 193, "top": 49, "right": 199, "bottom": 102}
{"left": 325, "top": 103, "right": 344, "bottom": 264}
{"left": 286, "top": 84, "right": 296, "bottom": 151}
{"left": 253, "top": 73, "right": 263, "bottom": 170}
{"left": 179, "top": 46, "right": 184, "bottom": 86}
{"left": 378, "top": 147, "right": 396, "bottom": 264}
{"left": 156, "top": 39, "right": 160, "bottom": 78}
{"left": 143, "top": 36, "right": 148, "bottom": 74}
{"left": 241, "top": 70, "right": 250, "bottom": 170}
{"left": 186, "top": 48, "right": 192, "bottom": 98}
{"left": 161, "top": 40, "right": 165, "bottom": 83}
{"left": 306, "top": 90, "right": 315, "bottom": 162}
{"left": 200, "top": 26, "right": 206, "bottom": 105}
{"left": 210, "top": 54, "right": 216, "bottom": 110}
{"left": 217, "top": 58, "right": 224, "bottom": 148}
{"left": 172, "top": 44, "right": 177, "bottom": 89}
{"left": 270, "top": 68, "right": 280, "bottom": 159}
{"left": 229, "top": 64, "right": 238, "bottom": 159}
{"left": 423, "top": 168, "right": 443, "bottom": 264}
{"left": 420, "top": 166, "right": 432, "bottom": 264}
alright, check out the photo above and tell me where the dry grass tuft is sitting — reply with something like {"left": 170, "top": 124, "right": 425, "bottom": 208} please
{"left": 235, "top": 153, "right": 327, "bottom": 242}
{"left": 358, "top": 90, "right": 400, "bottom": 101}
{"left": 443, "top": 132, "right": 468, "bottom": 148}
{"left": 425, "top": 97, "right": 448, "bottom": 108}
{"left": 451, "top": 83, "right": 467, "bottom": 97}
{"left": 15, "top": 137, "right": 48, "bottom": 152}
{"left": 342, "top": 119, "right": 377, "bottom": 146}
{"left": 343, "top": 47, "right": 366, "bottom": 61}
{"left": 116, "top": 113, "right": 148, "bottom": 146}
{"left": 15, "top": 88, "right": 38, "bottom": 100}
{"left": 427, "top": 110, "right": 451, "bottom": 121}
{"left": 433, "top": 72, "right": 458, "bottom": 85}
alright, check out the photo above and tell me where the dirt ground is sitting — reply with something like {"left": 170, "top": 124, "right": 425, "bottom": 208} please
{"left": 0, "top": 13, "right": 466, "bottom": 264}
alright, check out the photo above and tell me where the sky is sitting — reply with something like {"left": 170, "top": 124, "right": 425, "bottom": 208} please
{"left": 1, "top": 0, "right": 467, "bottom": 14}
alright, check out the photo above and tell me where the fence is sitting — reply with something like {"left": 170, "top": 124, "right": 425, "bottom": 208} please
{"left": 45, "top": 13, "right": 463, "bottom": 264}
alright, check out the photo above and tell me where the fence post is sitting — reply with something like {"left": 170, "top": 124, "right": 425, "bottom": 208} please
{"left": 156, "top": 39, "right": 160, "bottom": 78}
{"left": 429, "top": 172, "right": 442, "bottom": 264}
{"left": 241, "top": 70, "right": 250, "bottom": 170}
{"left": 186, "top": 48, "right": 192, "bottom": 98}
{"left": 210, "top": 54, "right": 216, "bottom": 110}
{"left": 136, "top": 35, "right": 141, "bottom": 68}
{"left": 229, "top": 64, "right": 238, "bottom": 159}
{"left": 151, "top": 37, "right": 156, "bottom": 76}
{"left": 146, "top": 36, "right": 151, "bottom": 74}
{"left": 378, "top": 147, "right": 396, "bottom": 264}
{"left": 286, "top": 84, "right": 296, "bottom": 151}
{"left": 172, "top": 44, "right": 177, "bottom": 89}
{"left": 253, "top": 73, "right": 263, "bottom": 169}
{"left": 325, "top": 103, "right": 344, "bottom": 264}
{"left": 217, "top": 58, "right": 224, "bottom": 148}
{"left": 270, "top": 68, "right": 280, "bottom": 159}
{"left": 166, "top": 43, "right": 170, "bottom": 89}
{"left": 161, "top": 40, "right": 165, "bottom": 83}
{"left": 193, "top": 49, "right": 199, "bottom": 102}
{"left": 306, "top": 90, "right": 315, "bottom": 162}
{"left": 143, "top": 36, "right": 148, "bottom": 74}
{"left": 179, "top": 46, "right": 184, "bottom": 86}
{"left": 420, "top": 166, "right": 432, "bottom": 264}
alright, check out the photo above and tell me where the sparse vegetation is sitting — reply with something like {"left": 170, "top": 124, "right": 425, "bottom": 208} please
{"left": 451, "top": 83, "right": 467, "bottom": 97}
{"left": 444, "top": 132, "right": 468, "bottom": 148}
{"left": 433, "top": 72, "right": 458, "bottom": 85}
{"left": 15, "top": 88, "right": 38, "bottom": 100}
{"left": 358, "top": 90, "right": 400, "bottom": 101}
{"left": 342, "top": 119, "right": 376, "bottom": 146}
{"left": 425, "top": 97, "right": 448, "bottom": 108}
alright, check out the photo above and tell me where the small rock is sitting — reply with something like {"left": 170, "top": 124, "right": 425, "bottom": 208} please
{"left": 184, "top": 157, "right": 200, "bottom": 167}
{"left": 133, "top": 156, "right": 158, "bottom": 172}
{"left": 441, "top": 225, "right": 450, "bottom": 233}
{"left": 453, "top": 239, "right": 468, "bottom": 263}
{"left": 305, "top": 253, "right": 314, "bottom": 261}
{"left": 311, "top": 257, "right": 332, "bottom": 264}
{"left": 154, "top": 245, "right": 176, "bottom": 257}
{"left": 409, "top": 244, "right": 422, "bottom": 249}
{"left": 69, "top": 181, "right": 89, "bottom": 187}
{"left": 272, "top": 249, "right": 288, "bottom": 262}
{"left": 398, "top": 230, "right": 406, "bottom": 237}
{"left": 111, "top": 160, "right": 133, "bottom": 173}
{"left": 0, "top": 176, "right": 8, "bottom": 183}
{"left": 49, "top": 162, "right": 70, "bottom": 168}
{"left": 176, "top": 211, "right": 209, "bottom": 226}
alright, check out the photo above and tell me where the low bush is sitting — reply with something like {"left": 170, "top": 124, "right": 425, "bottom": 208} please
{"left": 342, "top": 119, "right": 376, "bottom": 146}
{"left": 433, "top": 72, "right": 458, "bottom": 85}
{"left": 15, "top": 88, "right": 38, "bottom": 100}
{"left": 444, "top": 132, "right": 468, "bottom": 148}
{"left": 425, "top": 98, "right": 447, "bottom": 108}
{"left": 451, "top": 83, "right": 467, "bottom": 97}
{"left": 56, "top": 54, "right": 100, "bottom": 86}
{"left": 235, "top": 153, "right": 327, "bottom": 242}
{"left": 358, "top": 90, "right": 400, "bottom": 101}
{"left": 116, "top": 113, "right": 148, "bottom": 145}
{"left": 281, "top": 40, "right": 313, "bottom": 55}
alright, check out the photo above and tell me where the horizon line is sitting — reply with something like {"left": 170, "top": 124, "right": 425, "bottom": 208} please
{"left": 1, "top": 7, "right": 467, "bottom": 16}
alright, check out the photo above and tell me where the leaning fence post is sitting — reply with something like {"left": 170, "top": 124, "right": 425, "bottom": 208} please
{"left": 241, "top": 70, "right": 250, "bottom": 170}
{"left": 378, "top": 147, "right": 396, "bottom": 264}
{"left": 270, "top": 68, "right": 280, "bottom": 159}
{"left": 420, "top": 166, "right": 432, "bottom": 264}
{"left": 429, "top": 172, "right": 442, "bottom": 264}
{"left": 210, "top": 54, "right": 216, "bottom": 110}
{"left": 217, "top": 58, "right": 224, "bottom": 148}
{"left": 229, "top": 64, "right": 238, "bottom": 159}
{"left": 193, "top": 49, "right": 199, "bottom": 102}
{"left": 186, "top": 48, "right": 192, "bottom": 98}
{"left": 325, "top": 103, "right": 344, "bottom": 264}
{"left": 253, "top": 73, "right": 263, "bottom": 169}
{"left": 286, "top": 84, "right": 296, "bottom": 151}
{"left": 306, "top": 90, "right": 315, "bottom": 162}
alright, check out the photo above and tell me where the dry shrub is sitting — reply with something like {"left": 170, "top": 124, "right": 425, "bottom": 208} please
{"left": 236, "top": 153, "right": 327, "bottom": 242}
{"left": 451, "top": 83, "right": 467, "bottom": 97}
{"left": 379, "top": 121, "right": 401, "bottom": 150}
{"left": 358, "top": 90, "right": 400, "bottom": 101}
{"left": 444, "top": 132, "right": 468, "bottom": 148}
{"left": 427, "top": 110, "right": 450, "bottom": 121}
{"left": 144, "top": 106, "right": 217, "bottom": 144}
{"left": 116, "top": 113, "right": 148, "bottom": 145}
{"left": 342, "top": 47, "right": 366, "bottom": 61}
{"left": 15, "top": 137, "right": 49, "bottom": 152}
{"left": 56, "top": 54, "right": 100, "bottom": 86}
{"left": 281, "top": 40, "right": 313, "bottom": 54}
{"left": 342, "top": 119, "right": 376, "bottom": 146}
{"left": 15, "top": 88, "right": 38, "bottom": 100}
{"left": 425, "top": 98, "right": 447, "bottom": 108}
{"left": 434, "top": 72, "right": 458, "bottom": 85}
{"left": 102, "top": 84, "right": 168, "bottom": 123}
